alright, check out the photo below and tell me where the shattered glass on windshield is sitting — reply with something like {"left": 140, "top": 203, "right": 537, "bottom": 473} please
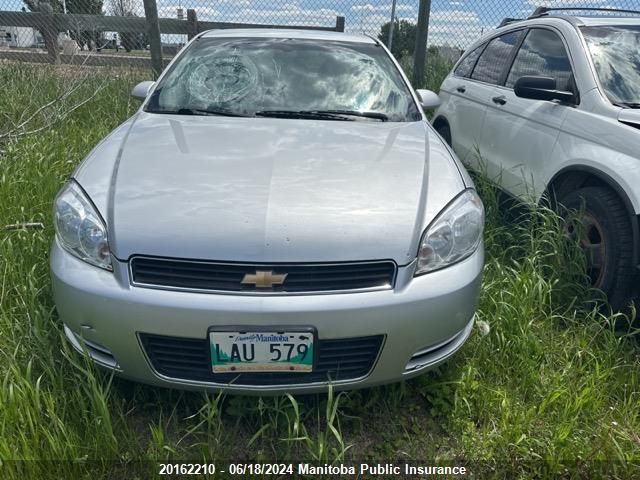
{"left": 187, "top": 50, "right": 259, "bottom": 106}
{"left": 146, "top": 37, "right": 421, "bottom": 122}
{"left": 582, "top": 25, "right": 640, "bottom": 106}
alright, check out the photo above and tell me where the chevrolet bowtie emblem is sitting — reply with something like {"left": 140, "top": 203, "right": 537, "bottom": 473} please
{"left": 241, "top": 270, "right": 288, "bottom": 288}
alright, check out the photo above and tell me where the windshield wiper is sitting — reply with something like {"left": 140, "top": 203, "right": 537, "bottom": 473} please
{"left": 613, "top": 102, "right": 640, "bottom": 109}
{"left": 147, "top": 107, "right": 250, "bottom": 117}
{"left": 255, "top": 110, "right": 354, "bottom": 121}
{"left": 255, "top": 110, "right": 388, "bottom": 122}
{"left": 312, "top": 110, "right": 389, "bottom": 122}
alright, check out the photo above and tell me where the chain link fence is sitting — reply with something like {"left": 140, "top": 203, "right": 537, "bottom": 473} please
{"left": 1, "top": 1, "right": 640, "bottom": 84}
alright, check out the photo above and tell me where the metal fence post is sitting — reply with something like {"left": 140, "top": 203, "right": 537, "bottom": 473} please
{"left": 142, "top": 0, "right": 163, "bottom": 78}
{"left": 335, "top": 16, "right": 345, "bottom": 32}
{"left": 387, "top": 0, "right": 397, "bottom": 51}
{"left": 39, "top": 2, "right": 60, "bottom": 65}
{"left": 412, "top": 0, "right": 431, "bottom": 87}
{"left": 187, "top": 9, "right": 198, "bottom": 40}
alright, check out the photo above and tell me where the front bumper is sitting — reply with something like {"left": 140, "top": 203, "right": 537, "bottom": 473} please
{"left": 51, "top": 241, "right": 483, "bottom": 394}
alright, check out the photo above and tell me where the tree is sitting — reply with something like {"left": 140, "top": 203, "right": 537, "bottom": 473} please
{"left": 23, "top": 0, "right": 104, "bottom": 50}
{"left": 109, "top": 0, "right": 134, "bottom": 15}
{"left": 109, "top": 0, "right": 143, "bottom": 52}
{"left": 378, "top": 19, "right": 417, "bottom": 60}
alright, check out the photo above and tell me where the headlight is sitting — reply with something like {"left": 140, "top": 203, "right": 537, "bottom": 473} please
{"left": 54, "top": 181, "right": 111, "bottom": 270}
{"left": 415, "top": 189, "right": 484, "bottom": 275}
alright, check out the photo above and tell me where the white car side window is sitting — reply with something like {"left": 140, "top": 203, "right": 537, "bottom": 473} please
{"left": 470, "top": 30, "right": 523, "bottom": 85}
{"left": 453, "top": 45, "right": 484, "bottom": 78}
{"left": 505, "top": 29, "right": 573, "bottom": 91}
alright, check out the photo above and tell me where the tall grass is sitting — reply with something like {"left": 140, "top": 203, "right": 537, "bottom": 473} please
{"left": 1, "top": 64, "right": 639, "bottom": 479}
{"left": 398, "top": 51, "right": 455, "bottom": 92}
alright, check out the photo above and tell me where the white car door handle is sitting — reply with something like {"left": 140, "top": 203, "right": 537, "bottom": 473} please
{"left": 492, "top": 95, "right": 507, "bottom": 105}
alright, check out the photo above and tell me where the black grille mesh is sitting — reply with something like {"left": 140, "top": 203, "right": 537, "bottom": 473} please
{"left": 131, "top": 257, "right": 396, "bottom": 293}
{"left": 139, "top": 333, "right": 384, "bottom": 385}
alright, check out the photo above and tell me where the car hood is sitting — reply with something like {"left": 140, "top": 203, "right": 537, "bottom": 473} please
{"left": 75, "top": 112, "right": 466, "bottom": 265}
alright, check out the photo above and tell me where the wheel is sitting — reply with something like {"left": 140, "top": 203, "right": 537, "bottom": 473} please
{"left": 434, "top": 121, "right": 452, "bottom": 146}
{"left": 559, "top": 186, "right": 637, "bottom": 311}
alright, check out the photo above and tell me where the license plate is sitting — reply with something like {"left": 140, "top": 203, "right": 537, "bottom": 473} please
{"left": 209, "top": 329, "right": 314, "bottom": 373}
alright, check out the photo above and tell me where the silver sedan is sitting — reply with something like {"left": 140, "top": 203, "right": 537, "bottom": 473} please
{"left": 50, "top": 29, "right": 484, "bottom": 394}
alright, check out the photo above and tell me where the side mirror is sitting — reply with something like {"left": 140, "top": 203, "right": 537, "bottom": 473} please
{"left": 131, "top": 81, "right": 155, "bottom": 101}
{"left": 416, "top": 89, "right": 441, "bottom": 109}
{"left": 514, "top": 76, "right": 574, "bottom": 103}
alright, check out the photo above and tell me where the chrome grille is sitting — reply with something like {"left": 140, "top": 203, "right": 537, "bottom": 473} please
{"left": 139, "top": 333, "right": 384, "bottom": 385}
{"left": 130, "top": 257, "right": 396, "bottom": 293}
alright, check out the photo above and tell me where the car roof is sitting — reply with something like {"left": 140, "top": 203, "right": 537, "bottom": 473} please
{"left": 567, "top": 16, "right": 640, "bottom": 27}
{"left": 469, "top": 14, "right": 639, "bottom": 51}
{"left": 199, "top": 28, "right": 377, "bottom": 44}
{"left": 499, "top": 14, "right": 640, "bottom": 29}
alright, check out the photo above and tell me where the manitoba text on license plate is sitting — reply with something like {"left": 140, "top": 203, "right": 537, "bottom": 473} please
{"left": 209, "top": 329, "right": 314, "bottom": 373}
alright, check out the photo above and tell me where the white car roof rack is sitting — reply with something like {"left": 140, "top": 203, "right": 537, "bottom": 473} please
{"left": 529, "top": 6, "right": 640, "bottom": 18}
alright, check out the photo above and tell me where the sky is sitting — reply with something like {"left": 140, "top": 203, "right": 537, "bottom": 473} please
{"left": 2, "top": 0, "right": 634, "bottom": 48}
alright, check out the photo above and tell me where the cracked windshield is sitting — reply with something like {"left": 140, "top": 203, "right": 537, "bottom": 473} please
{"left": 582, "top": 25, "right": 640, "bottom": 106}
{"left": 145, "top": 37, "right": 421, "bottom": 122}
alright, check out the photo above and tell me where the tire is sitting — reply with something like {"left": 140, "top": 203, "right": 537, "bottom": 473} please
{"left": 559, "top": 186, "right": 636, "bottom": 311}
{"left": 434, "top": 121, "right": 452, "bottom": 147}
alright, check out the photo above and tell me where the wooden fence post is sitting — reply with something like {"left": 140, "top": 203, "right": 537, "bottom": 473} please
{"left": 187, "top": 9, "right": 198, "bottom": 40}
{"left": 142, "top": 0, "right": 163, "bottom": 78}
{"left": 39, "top": 2, "right": 59, "bottom": 64}
{"left": 335, "top": 16, "right": 345, "bottom": 32}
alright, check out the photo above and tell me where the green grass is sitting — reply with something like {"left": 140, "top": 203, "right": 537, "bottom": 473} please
{"left": 398, "top": 51, "right": 455, "bottom": 92}
{"left": 1, "top": 63, "right": 640, "bottom": 479}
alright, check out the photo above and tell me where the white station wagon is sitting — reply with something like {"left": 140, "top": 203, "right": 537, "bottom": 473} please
{"left": 434, "top": 7, "right": 640, "bottom": 310}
